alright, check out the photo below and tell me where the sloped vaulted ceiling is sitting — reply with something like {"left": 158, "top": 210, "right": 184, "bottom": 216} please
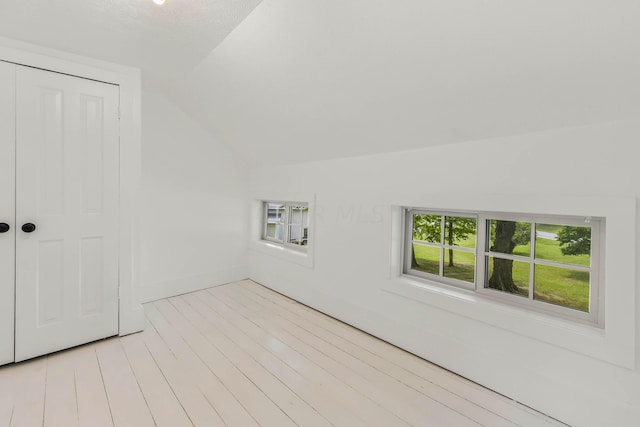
{"left": 1, "top": 0, "right": 639, "bottom": 166}
{"left": 169, "top": 0, "right": 640, "bottom": 165}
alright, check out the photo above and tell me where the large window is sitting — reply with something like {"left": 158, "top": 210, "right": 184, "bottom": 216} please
{"left": 263, "top": 201, "right": 309, "bottom": 249}
{"left": 405, "top": 209, "right": 603, "bottom": 324}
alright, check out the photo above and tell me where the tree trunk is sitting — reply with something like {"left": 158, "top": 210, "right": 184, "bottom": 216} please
{"left": 488, "top": 221, "right": 520, "bottom": 293}
{"left": 448, "top": 220, "right": 454, "bottom": 267}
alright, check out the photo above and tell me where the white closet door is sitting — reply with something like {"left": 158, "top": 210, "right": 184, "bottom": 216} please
{"left": 15, "top": 66, "right": 120, "bottom": 362}
{"left": 0, "top": 61, "right": 16, "bottom": 365}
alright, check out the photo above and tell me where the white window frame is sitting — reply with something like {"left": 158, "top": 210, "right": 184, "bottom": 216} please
{"left": 250, "top": 194, "right": 315, "bottom": 269}
{"left": 404, "top": 208, "right": 604, "bottom": 326}
{"left": 262, "top": 201, "right": 309, "bottom": 251}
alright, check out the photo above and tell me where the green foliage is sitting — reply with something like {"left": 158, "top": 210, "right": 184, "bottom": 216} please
{"left": 413, "top": 215, "right": 441, "bottom": 243}
{"left": 489, "top": 221, "right": 530, "bottom": 252}
{"left": 413, "top": 215, "right": 476, "bottom": 245}
{"left": 512, "top": 222, "right": 531, "bottom": 246}
{"left": 557, "top": 226, "right": 591, "bottom": 256}
{"left": 444, "top": 216, "right": 476, "bottom": 246}
{"left": 413, "top": 215, "right": 476, "bottom": 267}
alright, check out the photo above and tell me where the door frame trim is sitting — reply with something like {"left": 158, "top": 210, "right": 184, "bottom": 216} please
{"left": 0, "top": 36, "right": 144, "bottom": 336}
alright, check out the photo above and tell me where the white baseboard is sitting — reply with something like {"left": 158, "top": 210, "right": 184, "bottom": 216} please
{"left": 140, "top": 266, "right": 248, "bottom": 303}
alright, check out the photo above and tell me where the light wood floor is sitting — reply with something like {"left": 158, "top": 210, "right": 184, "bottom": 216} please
{"left": 0, "top": 280, "right": 565, "bottom": 427}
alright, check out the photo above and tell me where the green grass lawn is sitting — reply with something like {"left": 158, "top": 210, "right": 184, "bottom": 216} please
{"left": 412, "top": 234, "right": 590, "bottom": 312}
{"left": 454, "top": 234, "right": 476, "bottom": 249}
{"left": 444, "top": 250, "right": 476, "bottom": 283}
{"left": 534, "top": 237, "right": 590, "bottom": 267}
{"left": 412, "top": 245, "right": 440, "bottom": 275}
{"left": 532, "top": 264, "right": 589, "bottom": 311}
{"left": 536, "top": 224, "right": 562, "bottom": 234}
{"left": 412, "top": 245, "right": 476, "bottom": 283}
{"left": 487, "top": 258, "right": 530, "bottom": 298}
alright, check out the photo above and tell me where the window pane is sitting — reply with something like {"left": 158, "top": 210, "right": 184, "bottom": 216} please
{"left": 413, "top": 214, "right": 441, "bottom": 243}
{"left": 265, "top": 203, "right": 285, "bottom": 241}
{"left": 535, "top": 224, "right": 591, "bottom": 267}
{"left": 412, "top": 244, "right": 440, "bottom": 275}
{"left": 288, "top": 225, "right": 304, "bottom": 245}
{"left": 265, "top": 223, "right": 277, "bottom": 239}
{"left": 267, "top": 203, "right": 286, "bottom": 223}
{"left": 488, "top": 220, "right": 531, "bottom": 257}
{"left": 301, "top": 227, "right": 308, "bottom": 246}
{"left": 443, "top": 250, "right": 475, "bottom": 283}
{"left": 266, "top": 223, "right": 285, "bottom": 241}
{"left": 444, "top": 216, "right": 476, "bottom": 249}
{"left": 289, "top": 205, "right": 306, "bottom": 225}
{"left": 274, "top": 223, "right": 284, "bottom": 240}
{"left": 534, "top": 265, "right": 590, "bottom": 312}
{"left": 486, "top": 256, "right": 529, "bottom": 297}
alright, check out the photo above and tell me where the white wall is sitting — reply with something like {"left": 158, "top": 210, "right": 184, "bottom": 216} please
{"left": 249, "top": 119, "right": 640, "bottom": 427}
{"left": 140, "top": 91, "right": 249, "bottom": 302}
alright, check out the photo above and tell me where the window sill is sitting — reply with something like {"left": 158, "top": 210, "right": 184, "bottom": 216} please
{"left": 383, "top": 274, "right": 626, "bottom": 367}
{"left": 250, "top": 239, "right": 314, "bottom": 268}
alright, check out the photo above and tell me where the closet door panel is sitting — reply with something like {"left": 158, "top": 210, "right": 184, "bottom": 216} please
{"left": 15, "top": 66, "right": 120, "bottom": 362}
{"left": 0, "top": 61, "right": 16, "bottom": 365}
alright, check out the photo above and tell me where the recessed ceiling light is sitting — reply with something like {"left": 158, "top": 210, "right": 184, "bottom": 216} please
{"left": 153, "top": 0, "right": 165, "bottom": 5}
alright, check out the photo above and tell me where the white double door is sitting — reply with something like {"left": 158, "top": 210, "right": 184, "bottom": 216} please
{"left": 0, "top": 61, "right": 120, "bottom": 364}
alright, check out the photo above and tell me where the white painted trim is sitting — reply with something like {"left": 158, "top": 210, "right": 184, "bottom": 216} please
{"left": 250, "top": 193, "right": 316, "bottom": 268}
{"left": 140, "top": 267, "right": 248, "bottom": 303}
{"left": 385, "top": 194, "right": 636, "bottom": 368}
{"left": 0, "top": 37, "right": 144, "bottom": 336}
{"left": 0, "top": 61, "right": 16, "bottom": 365}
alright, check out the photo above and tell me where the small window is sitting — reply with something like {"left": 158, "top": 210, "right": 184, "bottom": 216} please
{"left": 404, "top": 209, "right": 603, "bottom": 325}
{"left": 263, "top": 201, "right": 309, "bottom": 250}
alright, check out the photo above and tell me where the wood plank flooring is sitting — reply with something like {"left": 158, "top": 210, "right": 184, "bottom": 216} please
{"left": 0, "top": 280, "right": 565, "bottom": 426}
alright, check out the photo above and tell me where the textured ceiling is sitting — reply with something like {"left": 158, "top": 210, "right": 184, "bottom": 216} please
{"left": 0, "top": 0, "right": 262, "bottom": 88}
{"left": 168, "top": 0, "right": 640, "bottom": 165}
